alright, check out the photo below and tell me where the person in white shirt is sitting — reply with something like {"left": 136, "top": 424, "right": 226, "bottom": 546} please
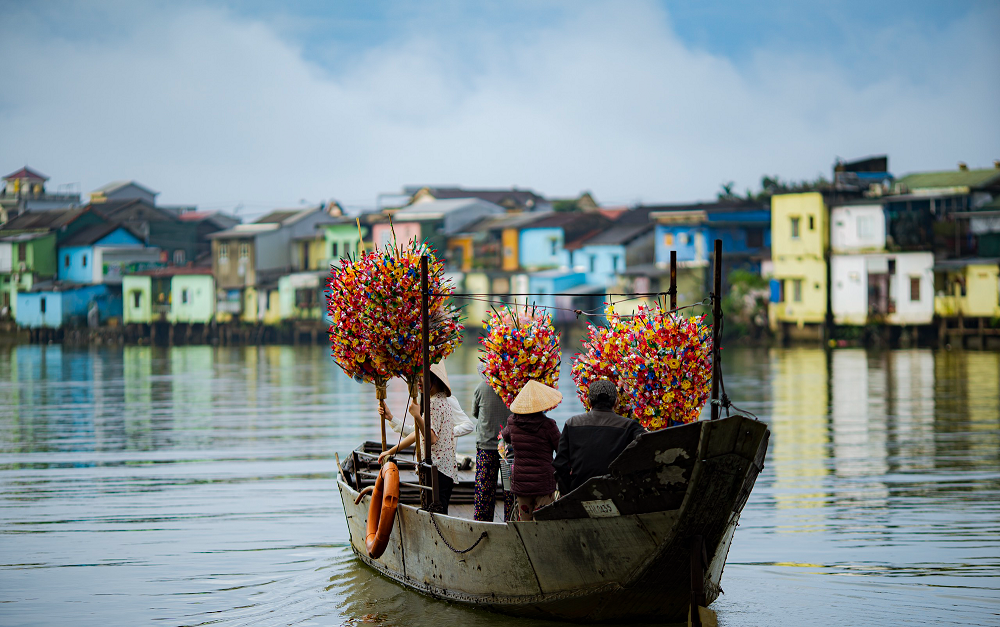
{"left": 382, "top": 388, "right": 474, "bottom": 439}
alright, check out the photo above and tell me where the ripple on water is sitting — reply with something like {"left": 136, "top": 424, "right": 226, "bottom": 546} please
{"left": 1, "top": 344, "right": 998, "bottom": 627}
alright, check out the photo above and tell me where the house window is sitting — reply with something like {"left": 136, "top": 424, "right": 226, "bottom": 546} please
{"left": 173, "top": 250, "right": 186, "bottom": 265}
{"left": 910, "top": 277, "right": 920, "bottom": 302}
{"left": 302, "top": 241, "right": 310, "bottom": 268}
{"left": 677, "top": 232, "right": 689, "bottom": 246}
{"left": 219, "top": 244, "right": 229, "bottom": 261}
{"left": 239, "top": 243, "right": 250, "bottom": 259}
{"left": 857, "top": 215, "right": 875, "bottom": 240}
{"left": 589, "top": 255, "right": 596, "bottom": 273}
{"left": 664, "top": 233, "right": 674, "bottom": 247}
{"left": 888, "top": 259, "right": 896, "bottom": 275}
{"left": 64, "top": 255, "right": 70, "bottom": 268}
{"left": 82, "top": 254, "right": 87, "bottom": 267}
{"left": 549, "top": 238, "right": 558, "bottom": 256}
{"left": 295, "top": 288, "right": 317, "bottom": 309}
{"left": 132, "top": 291, "right": 141, "bottom": 308}
{"left": 775, "top": 279, "right": 785, "bottom": 303}
{"left": 792, "top": 279, "right": 803, "bottom": 302}
{"left": 17, "top": 245, "right": 25, "bottom": 262}
{"left": 611, "top": 255, "right": 620, "bottom": 271}
{"left": 181, "top": 289, "right": 189, "bottom": 304}
{"left": 747, "top": 228, "right": 763, "bottom": 248}
{"left": 40, "top": 297, "right": 46, "bottom": 313}
{"left": 808, "top": 215, "right": 815, "bottom": 230}
{"left": 331, "top": 241, "right": 338, "bottom": 258}
{"left": 790, "top": 217, "right": 801, "bottom": 239}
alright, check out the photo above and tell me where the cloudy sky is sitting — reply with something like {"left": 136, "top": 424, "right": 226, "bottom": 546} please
{"left": 2, "top": 0, "right": 998, "bottom": 216}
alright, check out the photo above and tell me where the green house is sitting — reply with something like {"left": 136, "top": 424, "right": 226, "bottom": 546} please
{"left": 322, "top": 220, "right": 367, "bottom": 264}
{"left": 277, "top": 270, "right": 327, "bottom": 321}
{"left": 123, "top": 267, "right": 215, "bottom": 325}
{"left": 0, "top": 232, "right": 57, "bottom": 318}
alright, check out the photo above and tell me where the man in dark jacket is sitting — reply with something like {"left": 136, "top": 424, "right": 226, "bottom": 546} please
{"left": 553, "top": 379, "right": 645, "bottom": 494}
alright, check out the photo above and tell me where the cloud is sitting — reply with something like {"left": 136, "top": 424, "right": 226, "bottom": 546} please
{"left": 1, "top": 1, "right": 997, "bottom": 213}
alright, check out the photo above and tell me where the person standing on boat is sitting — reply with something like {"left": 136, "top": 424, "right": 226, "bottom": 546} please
{"left": 501, "top": 380, "right": 562, "bottom": 521}
{"left": 471, "top": 364, "right": 515, "bottom": 522}
{"left": 377, "top": 363, "right": 460, "bottom": 514}
{"left": 382, "top": 390, "right": 474, "bottom": 439}
{"left": 553, "top": 379, "right": 645, "bottom": 494}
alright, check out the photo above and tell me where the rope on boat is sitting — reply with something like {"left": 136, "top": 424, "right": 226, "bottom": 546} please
{"left": 430, "top": 512, "right": 488, "bottom": 554}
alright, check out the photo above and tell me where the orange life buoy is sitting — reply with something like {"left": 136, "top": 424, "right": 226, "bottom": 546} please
{"left": 365, "top": 461, "right": 399, "bottom": 559}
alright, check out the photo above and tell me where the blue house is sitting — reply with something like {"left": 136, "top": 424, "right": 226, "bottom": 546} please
{"left": 565, "top": 208, "right": 656, "bottom": 286}
{"left": 16, "top": 283, "right": 122, "bottom": 328}
{"left": 526, "top": 269, "right": 605, "bottom": 324}
{"left": 650, "top": 202, "right": 770, "bottom": 295}
{"left": 58, "top": 223, "right": 161, "bottom": 284}
{"left": 518, "top": 212, "right": 611, "bottom": 271}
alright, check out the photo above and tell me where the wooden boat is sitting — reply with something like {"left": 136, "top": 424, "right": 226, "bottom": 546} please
{"left": 338, "top": 413, "right": 768, "bottom": 622}
{"left": 335, "top": 241, "right": 770, "bottom": 623}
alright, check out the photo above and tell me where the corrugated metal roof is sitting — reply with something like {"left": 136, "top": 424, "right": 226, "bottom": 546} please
{"left": 896, "top": 168, "right": 1000, "bottom": 191}
{"left": 393, "top": 198, "right": 504, "bottom": 219}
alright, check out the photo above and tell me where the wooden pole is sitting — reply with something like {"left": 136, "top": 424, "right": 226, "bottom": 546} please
{"left": 710, "top": 239, "right": 722, "bottom": 421}
{"left": 669, "top": 250, "right": 677, "bottom": 310}
{"left": 420, "top": 255, "right": 440, "bottom": 509}
{"left": 377, "top": 385, "right": 387, "bottom": 452}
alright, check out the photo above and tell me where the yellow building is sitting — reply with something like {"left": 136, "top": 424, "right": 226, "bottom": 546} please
{"left": 934, "top": 260, "right": 1000, "bottom": 318}
{"left": 769, "top": 192, "right": 829, "bottom": 338}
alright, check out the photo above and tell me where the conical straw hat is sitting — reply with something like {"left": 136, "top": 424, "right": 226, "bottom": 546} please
{"left": 510, "top": 380, "right": 562, "bottom": 414}
{"left": 429, "top": 362, "right": 452, "bottom": 397}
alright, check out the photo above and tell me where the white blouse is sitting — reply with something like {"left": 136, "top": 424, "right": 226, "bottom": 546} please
{"left": 429, "top": 393, "right": 459, "bottom": 483}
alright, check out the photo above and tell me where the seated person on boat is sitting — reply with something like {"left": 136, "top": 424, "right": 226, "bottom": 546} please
{"left": 378, "top": 363, "right": 460, "bottom": 514}
{"left": 501, "top": 380, "right": 562, "bottom": 521}
{"left": 553, "top": 379, "right": 645, "bottom": 494}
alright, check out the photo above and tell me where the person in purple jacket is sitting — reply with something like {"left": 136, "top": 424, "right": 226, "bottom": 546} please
{"left": 501, "top": 380, "right": 562, "bottom": 521}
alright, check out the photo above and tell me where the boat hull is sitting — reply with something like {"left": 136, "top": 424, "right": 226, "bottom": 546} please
{"left": 337, "top": 414, "right": 769, "bottom": 623}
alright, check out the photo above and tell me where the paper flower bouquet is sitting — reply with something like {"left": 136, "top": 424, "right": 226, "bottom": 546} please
{"left": 572, "top": 303, "right": 712, "bottom": 430}
{"left": 480, "top": 306, "right": 560, "bottom": 407}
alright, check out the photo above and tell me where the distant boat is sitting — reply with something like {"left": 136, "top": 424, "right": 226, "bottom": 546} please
{"left": 338, "top": 413, "right": 769, "bottom": 623}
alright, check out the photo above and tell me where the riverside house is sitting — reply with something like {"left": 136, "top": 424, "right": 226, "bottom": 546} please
{"left": 829, "top": 201, "right": 934, "bottom": 329}
{"left": 769, "top": 192, "right": 828, "bottom": 340}
{"left": 123, "top": 267, "right": 215, "bottom": 326}
{"left": 57, "top": 223, "right": 162, "bottom": 285}
{"left": 208, "top": 206, "right": 341, "bottom": 323}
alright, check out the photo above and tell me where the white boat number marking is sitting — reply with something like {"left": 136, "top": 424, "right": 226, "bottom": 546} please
{"left": 582, "top": 499, "right": 620, "bottom": 518}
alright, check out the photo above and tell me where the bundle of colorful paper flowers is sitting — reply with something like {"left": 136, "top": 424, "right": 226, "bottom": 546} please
{"left": 570, "top": 308, "right": 633, "bottom": 417}
{"left": 326, "top": 238, "right": 463, "bottom": 396}
{"left": 364, "top": 239, "right": 464, "bottom": 394}
{"left": 572, "top": 303, "right": 712, "bottom": 430}
{"left": 480, "top": 306, "right": 561, "bottom": 406}
{"left": 326, "top": 251, "right": 393, "bottom": 392}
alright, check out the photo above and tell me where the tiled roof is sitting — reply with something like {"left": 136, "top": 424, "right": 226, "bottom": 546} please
{"left": 0, "top": 208, "right": 89, "bottom": 231}
{"left": 60, "top": 222, "right": 142, "bottom": 247}
{"left": 3, "top": 166, "right": 48, "bottom": 181}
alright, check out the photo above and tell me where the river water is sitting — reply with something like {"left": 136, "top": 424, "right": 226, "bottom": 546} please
{"left": 1, "top": 342, "right": 998, "bottom": 627}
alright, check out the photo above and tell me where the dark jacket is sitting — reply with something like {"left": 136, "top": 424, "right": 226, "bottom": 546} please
{"left": 553, "top": 409, "right": 645, "bottom": 493}
{"left": 501, "top": 412, "right": 560, "bottom": 497}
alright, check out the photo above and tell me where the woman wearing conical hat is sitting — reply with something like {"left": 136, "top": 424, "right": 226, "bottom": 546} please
{"left": 379, "top": 362, "right": 460, "bottom": 513}
{"left": 500, "top": 380, "right": 562, "bottom": 521}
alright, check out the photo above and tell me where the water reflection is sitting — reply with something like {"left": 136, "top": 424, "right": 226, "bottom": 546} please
{"left": 770, "top": 348, "right": 829, "bottom": 521}
{"left": 1, "top": 342, "right": 998, "bottom": 627}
